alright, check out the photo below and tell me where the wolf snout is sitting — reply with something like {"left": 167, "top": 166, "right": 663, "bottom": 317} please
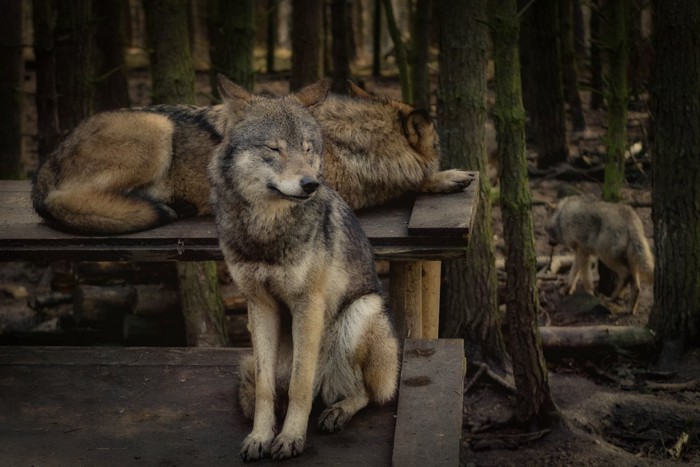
{"left": 300, "top": 177, "right": 320, "bottom": 194}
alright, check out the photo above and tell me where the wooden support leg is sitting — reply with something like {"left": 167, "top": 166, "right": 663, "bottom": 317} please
{"left": 389, "top": 261, "right": 423, "bottom": 339}
{"left": 421, "top": 261, "right": 441, "bottom": 338}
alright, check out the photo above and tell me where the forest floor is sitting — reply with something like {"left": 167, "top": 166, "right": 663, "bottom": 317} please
{"left": 3, "top": 71, "right": 699, "bottom": 465}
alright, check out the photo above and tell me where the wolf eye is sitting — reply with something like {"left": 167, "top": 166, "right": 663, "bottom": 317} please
{"left": 265, "top": 145, "right": 280, "bottom": 152}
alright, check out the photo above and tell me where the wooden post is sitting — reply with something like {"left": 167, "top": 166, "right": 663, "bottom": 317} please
{"left": 389, "top": 261, "right": 422, "bottom": 339}
{"left": 421, "top": 261, "right": 441, "bottom": 338}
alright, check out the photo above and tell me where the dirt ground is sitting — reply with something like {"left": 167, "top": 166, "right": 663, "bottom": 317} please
{"left": 4, "top": 72, "right": 699, "bottom": 465}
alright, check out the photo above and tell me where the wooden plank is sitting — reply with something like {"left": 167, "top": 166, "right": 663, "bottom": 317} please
{"left": 393, "top": 339, "right": 466, "bottom": 467}
{"left": 0, "top": 346, "right": 395, "bottom": 466}
{"left": 408, "top": 171, "right": 479, "bottom": 237}
{"left": 0, "top": 181, "right": 475, "bottom": 262}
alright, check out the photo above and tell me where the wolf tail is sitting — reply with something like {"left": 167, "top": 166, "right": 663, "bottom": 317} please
{"left": 628, "top": 235, "right": 655, "bottom": 285}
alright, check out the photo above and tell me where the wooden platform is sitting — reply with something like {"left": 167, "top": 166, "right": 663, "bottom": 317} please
{"left": 0, "top": 177, "right": 479, "bottom": 340}
{"left": 0, "top": 339, "right": 465, "bottom": 466}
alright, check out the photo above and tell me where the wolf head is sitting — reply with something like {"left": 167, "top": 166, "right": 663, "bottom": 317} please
{"left": 213, "top": 75, "right": 331, "bottom": 206}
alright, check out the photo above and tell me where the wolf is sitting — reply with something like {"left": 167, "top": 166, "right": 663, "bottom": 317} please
{"left": 32, "top": 77, "right": 470, "bottom": 234}
{"left": 545, "top": 195, "right": 654, "bottom": 314}
{"left": 208, "top": 76, "right": 399, "bottom": 461}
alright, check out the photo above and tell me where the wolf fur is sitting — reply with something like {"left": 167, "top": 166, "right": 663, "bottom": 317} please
{"left": 545, "top": 195, "right": 654, "bottom": 314}
{"left": 32, "top": 78, "right": 469, "bottom": 234}
{"left": 208, "top": 76, "right": 399, "bottom": 461}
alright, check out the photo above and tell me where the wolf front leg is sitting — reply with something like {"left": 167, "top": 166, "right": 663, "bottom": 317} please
{"left": 271, "top": 292, "right": 326, "bottom": 460}
{"left": 240, "top": 293, "right": 281, "bottom": 461}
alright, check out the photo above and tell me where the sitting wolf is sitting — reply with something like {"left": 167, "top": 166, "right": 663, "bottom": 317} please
{"left": 209, "top": 77, "right": 399, "bottom": 460}
{"left": 545, "top": 195, "right": 654, "bottom": 314}
{"left": 32, "top": 77, "right": 469, "bottom": 234}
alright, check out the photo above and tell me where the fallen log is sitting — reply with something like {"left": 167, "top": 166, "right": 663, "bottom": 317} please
{"left": 539, "top": 325, "right": 655, "bottom": 349}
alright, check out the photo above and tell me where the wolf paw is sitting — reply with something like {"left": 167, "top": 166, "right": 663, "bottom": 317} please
{"left": 240, "top": 432, "right": 273, "bottom": 461}
{"left": 317, "top": 405, "right": 351, "bottom": 433}
{"left": 423, "top": 169, "right": 475, "bottom": 193}
{"left": 271, "top": 432, "right": 305, "bottom": 460}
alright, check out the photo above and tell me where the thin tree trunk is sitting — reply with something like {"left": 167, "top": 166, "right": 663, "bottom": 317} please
{"left": 649, "top": 0, "right": 700, "bottom": 364}
{"left": 411, "top": 0, "right": 431, "bottom": 109}
{"left": 601, "top": 0, "right": 628, "bottom": 202}
{"left": 290, "top": 0, "right": 323, "bottom": 91}
{"left": 54, "top": 0, "right": 93, "bottom": 134}
{"left": 437, "top": 0, "right": 508, "bottom": 374}
{"left": 33, "top": 0, "right": 61, "bottom": 162}
{"left": 381, "top": 0, "right": 412, "bottom": 102}
{"left": 330, "top": 0, "right": 351, "bottom": 94}
{"left": 560, "top": 0, "right": 587, "bottom": 132}
{"left": 266, "top": 0, "right": 278, "bottom": 74}
{"left": 589, "top": 0, "right": 604, "bottom": 110}
{"left": 208, "top": 0, "right": 255, "bottom": 95}
{"left": 144, "top": 0, "right": 228, "bottom": 347}
{"left": 0, "top": 0, "right": 24, "bottom": 179}
{"left": 93, "top": 0, "right": 130, "bottom": 112}
{"left": 490, "top": 0, "right": 557, "bottom": 426}
{"left": 372, "top": 0, "right": 382, "bottom": 76}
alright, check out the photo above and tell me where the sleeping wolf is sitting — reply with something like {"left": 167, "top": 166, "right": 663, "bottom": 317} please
{"left": 32, "top": 78, "right": 469, "bottom": 234}
{"left": 545, "top": 195, "right": 654, "bottom": 314}
{"left": 209, "top": 76, "right": 399, "bottom": 461}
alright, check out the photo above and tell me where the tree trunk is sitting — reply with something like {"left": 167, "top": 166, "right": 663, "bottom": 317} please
{"left": 208, "top": 0, "right": 255, "bottom": 94}
{"left": 144, "top": 0, "right": 228, "bottom": 347}
{"left": 0, "top": 0, "right": 24, "bottom": 179}
{"left": 649, "top": 0, "right": 700, "bottom": 362}
{"left": 490, "top": 0, "right": 557, "bottom": 426}
{"left": 32, "top": 0, "right": 61, "bottom": 162}
{"left": 330, "top": 0, "right": 351, "bottom": 94}
{"left": 601, "top": 0, "right": 628, "bottom": 202}
{"left": 54, "top": 0, "right": 93, "bottom": 134}
{"left": 372, "top": 0, "right": 382, "bottom": 77}
{"left": 290, "top": 0, "right": 323, "bottom": 91}
{"left": 381, "top": 0, "right": 412, "bottom": 102}
{"left": 93, "top": 0, "right": 130, "bottom": 112}
{"left": 560, "top": 0, "right": 586, "bottom": 132}
{"left": 144, "top": 0, "right": 195, "bottom": 105}
{"left": 266, "top": 0, "right": 278, "bottom": 74}
{"left": 589, "top": 0, "right": 604, "bottom": 110}
{"left": 411, "top": 0, "right": 431, "bottom": 109}
{"left": 519, "top": 0, "right": 569, "bottom": 169}
{"left": 437, "top": 0, "right": 508, "bottom": 374}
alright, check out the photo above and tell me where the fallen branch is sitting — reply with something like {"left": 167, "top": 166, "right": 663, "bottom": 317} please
{"left": 645, "top": 379, "right": 700, "bottom": 392}
{"left": 539, "top": 325, "right": 655, "bottom": 349}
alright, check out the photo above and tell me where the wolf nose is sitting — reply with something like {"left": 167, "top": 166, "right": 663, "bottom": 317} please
{"left": 300, "top": 177, "right": 319, "bottom": 194}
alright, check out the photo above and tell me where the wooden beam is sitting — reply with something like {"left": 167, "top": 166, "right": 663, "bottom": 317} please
{"left": 421, "top": 261, "right": 441, "bottom": 338}
{"left": 389, "top": 262, "right": 423, "bottom": 339}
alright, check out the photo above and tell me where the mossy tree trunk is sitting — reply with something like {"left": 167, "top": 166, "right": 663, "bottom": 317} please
{"left": 437, "top": 0, "right": 509, "bottom": 374}
{"left": 290, "top": 0, "right": 323, "bottom": 91}
{"left": 0, "top": 0, "right": 24, "bottom": 179}
{"left": 649, "top": 0, "right": 700, "bottom": 363}
{"left": 490, "top": 0, "right": 557, "bottom": 426}
{"left": 144, "top": 0, "right": 228, "bottom": 347}
{"left": 208, "top": 0, "right": 255, "bottom": 95}
{"left": 602, "top": 0, "right": 629, "bottom": 202}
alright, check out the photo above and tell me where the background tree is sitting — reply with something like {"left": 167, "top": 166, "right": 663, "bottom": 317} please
{"left": 437, "top": 0, "right": 509, "bottom": 375}
{"left": 372, "top": 0, "right": 382, "bottom": 77}
{"left": 54, "top": 0, "right": 93, "bottom": 134}
{"left": 559, "top": 0, "right": 586, "bottom": 133}
{"left": 589, "top": 0, "right": 604, "bottom": 110}
{"left": 208, "top": 0, "right": 255, "bottom": 95}
{"left": 649, "top": 0, "right": 700, "bottom": 364}
{"left": 490, "top": 0, "right": 557, "bottom": 426}
{"left": 330, "top": 0, "right": 351, "bottom": 94}
{"left": 32, "top": 0, "right": 61, "bottom": 162}
{"left": 144, "top": 0, "right": 228, "bottom": 347}
{"left": 381, "top": 0, "right": 412, "bottom": 102}
{"left": 519, "top": 0, "right": 569, "bottom": 169}
{"left": 601, "top": 0, "right": 629, "bottom": 202}
{"left": 411, "top": 0, "right": 431, "bottom": 109}
{"left": 0, "top": 0, "right": 24, "bottom": 179}
{"left": 93, "top": 0, "right": 130, "bottom": 112}
{"left": 266, "top": 0, "right": 279, "bottom": 74}
{"left": 290, "top": 0, "right": 323, "bottom": 91}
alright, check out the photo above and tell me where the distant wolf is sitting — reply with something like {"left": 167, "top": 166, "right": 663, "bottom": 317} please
{"left": 208, "top": 76, "right": 399, "bottom": 460}
{"left": 32, "top": 77, "right": 470, "bottom": 234}
{"left": 545, "top": 195, "right": 654, "bottom": 314}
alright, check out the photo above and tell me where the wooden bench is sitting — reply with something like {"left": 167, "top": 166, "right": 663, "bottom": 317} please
{"left": 0, "top": 339, "right": 465, "bottom": 466}
{"left": 0, "top": 174, "right": 479, "bottom": 339}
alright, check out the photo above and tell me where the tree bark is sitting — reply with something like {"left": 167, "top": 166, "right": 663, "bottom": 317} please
{"left": 54, "top": 0, "right": 93, "bottom": 134}
{"left": 290, "top": 0, "right": 323, "bottom": 91}
{"left": 589, "top": 0, "right": 604, "bottom": 110}
{"left": 372, "top": 0, "right": 382, "bottom": 77}
{"left": 519, "top": 0, "right": 569, "bottom": 169}
{"left": 490, "top": 0, "right": 557, "bottom": 426}
{"left": 330, "top": 0, "right": 351, "bottom": 94}
{"left": 649, "top": 0, "right": 700, "bottom": 362}
{"left": 560, "top": 0, "right": 586, "bottom": 132}
{"left": 93, "top": 0, "right": 130, "bottom": 112}
{"left": 437, "top": 0, "right": 508, "bottom": 374}
{"left": 266, "top": 0, "right": 278, "bottom": 74}
{"left": 411, "top": 0, "right": 431, "bottom": 109}
{"left": 208, "top": 0, "right": 255, "bottom": 94}
{"left": 32, "top": 0, "right": 61, "bottom": 162}
{"left": 0, "top": 0, "right": 24, "bottom": 179}
{"left": 144, "top": 0, "right": 228, "bottom": 347}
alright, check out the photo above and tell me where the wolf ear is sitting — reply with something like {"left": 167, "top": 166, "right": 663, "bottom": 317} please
{"left": 347, "top": 80, "right": 371, "bottom": 99}
{"left": 404, "top": 109, "right": 433, "bottom": 145}
{"left": 217, "top": 74, "right": 252, "bottom": 104}
{"left": 295, "top": 79, "right": 331, "bottom": 107}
